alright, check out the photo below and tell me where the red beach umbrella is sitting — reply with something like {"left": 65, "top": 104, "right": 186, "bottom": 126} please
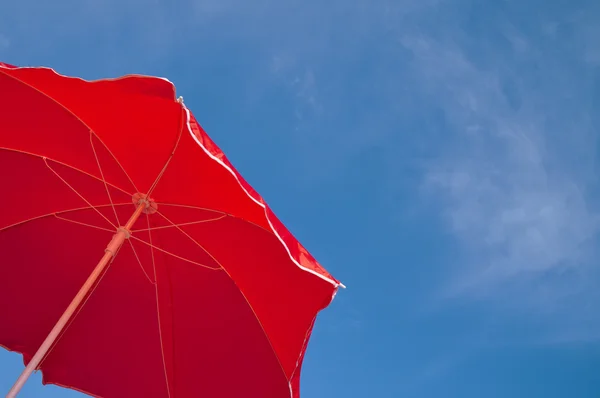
{"left": 0, "top": 63, "right": 342, "bottom": 398}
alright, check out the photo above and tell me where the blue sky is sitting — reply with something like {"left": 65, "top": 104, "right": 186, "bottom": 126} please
{"left": 1, "top": 0, "right": 600, "bottom": 397}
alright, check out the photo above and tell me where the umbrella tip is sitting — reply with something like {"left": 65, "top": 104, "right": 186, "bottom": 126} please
{"left": 338, "top": 282, "right": 347, "bottom": 289}
{"left": 177, "top": 96, "right": 184, "bottom": 104}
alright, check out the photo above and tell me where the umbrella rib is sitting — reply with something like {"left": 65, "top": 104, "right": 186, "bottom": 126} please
{"left": 0, "top": 148, "right": 133, "bottom": 197}
{"left": 53, "top": 214, "right": 115, "bottom": 233}
{"left": 90, "top": 131, "right": 121, "bottom": 226}
{"left": 44, "top": 158, "right": 118, "bottom": 230}
{"left": 146, "top": 106, "right": 185, "bottom": 198}
{"left": 145, "top": 213, "right": 173, "bottom": 398}
{"left": 130, "top": 215, "right": 227, "bottom": 232}
{"left": 0, "top": 203, "right": 132, "bottom": 234}
{"left": 154, "top": 210, "right": 291, "bottom": 386}
{"left": 156, "top": 202, "right": 274, "bottom": 236}
{"left": 289, "top": 313, "right": 317, "bottom": 383}
{"left": 129, "top": 235, "right": 221, "bottom": 271}
{"left": 0, "top": 68, "right": 140, "bottom": 194}
{"left": 127, "top": 239, "right": 156, "bottom": 285}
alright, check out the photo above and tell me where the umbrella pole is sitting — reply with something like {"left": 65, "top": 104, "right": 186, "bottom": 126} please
{"left": 6, "top": 202, "right": 147, "bottom": 398}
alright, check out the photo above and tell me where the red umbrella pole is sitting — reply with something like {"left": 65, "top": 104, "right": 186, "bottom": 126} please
{"left": 6, "top": 200, "right": 148, "bottom": 397}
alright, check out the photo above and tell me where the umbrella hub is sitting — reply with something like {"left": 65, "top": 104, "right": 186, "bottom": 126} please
{"left": 132, "top": 192, "right": 158, "bottom": 215}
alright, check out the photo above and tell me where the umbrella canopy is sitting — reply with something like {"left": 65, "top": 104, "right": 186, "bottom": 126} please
{"left": 0, "top": 63, "right": 341, "bottom": 398}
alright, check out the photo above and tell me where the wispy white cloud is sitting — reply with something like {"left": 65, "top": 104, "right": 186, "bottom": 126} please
{"left": 270, "top": 57, "right": 321, "bottom": 123}
{"left": 404, "top": 16, "right": 600, "bottom": 339}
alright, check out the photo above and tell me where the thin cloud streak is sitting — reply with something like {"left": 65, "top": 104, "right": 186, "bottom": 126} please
{"left": 403, "top": 20, "right": 600, "bottom": 340}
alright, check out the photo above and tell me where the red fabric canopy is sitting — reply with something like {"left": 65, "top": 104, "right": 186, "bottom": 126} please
{"left": 0, "top": 62, "right": 340, "bottom": 397}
